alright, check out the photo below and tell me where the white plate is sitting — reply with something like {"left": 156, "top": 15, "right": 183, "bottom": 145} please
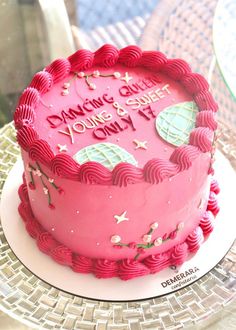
{"left": 0, "top": 152, "right": 235, "bottom": 302}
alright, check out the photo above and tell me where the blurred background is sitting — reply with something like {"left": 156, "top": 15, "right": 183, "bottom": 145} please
{"left": 0, "top": 0, "right": 235, "bottom": 128}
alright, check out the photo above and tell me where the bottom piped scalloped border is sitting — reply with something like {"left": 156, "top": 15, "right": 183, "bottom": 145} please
{"left": 17, "top": 178, "right": 220, "bottom": 281}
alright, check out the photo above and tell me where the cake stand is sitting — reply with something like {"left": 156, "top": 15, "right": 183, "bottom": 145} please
{"left": 0, "top": 122, "right": 236, "bottom": 330}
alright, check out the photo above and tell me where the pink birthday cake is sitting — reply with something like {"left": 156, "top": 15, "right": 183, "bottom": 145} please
{"left": 14, "top": 45, "right": 220, "bottom": 280}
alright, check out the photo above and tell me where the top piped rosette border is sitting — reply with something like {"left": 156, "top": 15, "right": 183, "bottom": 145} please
{"left": 14, "top": 44, "right": 218, "bottom": 186}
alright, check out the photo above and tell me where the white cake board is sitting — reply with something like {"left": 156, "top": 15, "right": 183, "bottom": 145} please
{"left": 0, "top": 152, "right": 235, "bottom": 302}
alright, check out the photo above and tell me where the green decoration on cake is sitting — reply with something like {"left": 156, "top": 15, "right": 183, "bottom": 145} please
{"left": 73, "top": 143, "right": 138, "bottom": 170}
{"left": 155, "top": 101, "right": 198, "bottom": 147}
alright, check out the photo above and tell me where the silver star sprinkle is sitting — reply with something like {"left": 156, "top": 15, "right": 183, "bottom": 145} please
{"left": 57, "top": 144, "right": 68, "bottom": 152}
{"left": 121, "top": 72, "right": 133, "bottom": 84}
{"left": 133, "top": 139, "right": 148, "bottom": 150}
{"left": 114, "top": 211, "right": 129, "bottom": 224}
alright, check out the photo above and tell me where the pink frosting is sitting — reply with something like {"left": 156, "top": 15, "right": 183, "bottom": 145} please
{"left": 170, "top": 145, "right": 201, "bottom": 170}
{"left": 143, "top": 252, "right": 170, "bottom": 274}
{"left": 94, "top": 44, "right": 119, "bottom": 67}
{"left": 18, "top": 184, "right": 29, "bottom": 204}
{"left": 139, "top": 50, "right": 167, "bottom": 70}
{"left": 25, "top": 218, "right": 42, "bottom": 239}
{"left": 14, "top": 45, "right": 220, "bottom": 280}
{"left": 50, "top": 245, "right": 73, "bottom": 266}
{"left": 163, "top": 59, "right": 191, "bottom": 80}
{"left": 112, "top": 163, "right": 143, "bottom": 186}
{"left": 118, "top": 259, "right": 150, "bottom": 280}
{"left": 18, "top": 87, "right": 40, "bottom": 108}
{"left": 118, "top": 45, "right": 143, "bottom": 67}
{"left": 207, "top": 191, "right": 220, "bottom": 216}
{"left": 29, "top": 71, "right": 53, "bottom": 94}
{"left": 71, "top": 255, "right": 93, "bottom": 273}
{"left": 50, "top": 154, "right": 80, "bottom": 180}
{"left": 29, "top": 140, "right": 54, "bottom": 166}
{"left": 18, "top": 203, "right": 29, "bottom": 223}
{"left": 37, "top": 232, "right": 58, "bottom": 254}
{"left": 14, "top": 45, "right": 219, "bottom": 187}
{"left": 17, "top": 126, "right": 39, "bottom": 151}
{"left": 190, "top": 127, "right": 213, "bottom": 152}
{"left": 196, "top": 111, "right": 218, "bottom": 131}
{"left": 68, "top": 49, "right": 94, "bottom": 71}
{"left": 45, "top": 58, "right": 71, "bottom": 82}
{"left": 181, "top": 73, "right": 209, "bottom": 94}
{"left": 93, "top": 259, "right": 118, "bottom": 278}
{"left": 144, "top": 159, "right": 179, "bottom": 183}
{"left": 199, "top": 211, "right": 214, "bottom": 235}
{"left": 14, "top": 105, "right": 35, "bottom": 129}
{"left": 186, "top": 226, "right": 204, "bottom": 253}
{"left": 170, "top": 242, "right": 188, "bottom": 266}
{"left": 210, "top": 178, "right": 220, "bottom": 195}
{"left": 194, "top": 90, "right": 218, "bottom": 112}
{"left": 17, "top": 177, "right": 219, "bottom": 280}
{"left": 79, "top": 162, "right": 112, "bottom": 185}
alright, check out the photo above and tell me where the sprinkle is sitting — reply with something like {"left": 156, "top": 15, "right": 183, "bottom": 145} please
{"left": 43, "top": 187, "right": 48, "bottom": 195}
{"left": 154, "top": 237, "right": 162, "bottom": 246}
{"left": 128, "top": 242, "right": 136, "bottom": 249}
{"left": 57, "top": 144, "right": 68, "bottom": 152}
{"left": 96, "top": 242, "right": 100, "bottom": 246}
{"left": 49, "top": 203, "right": 55, "bottom": 210}
{"left": 89, "top": 83, "right": 96, "bottom": 90}
{"left": 92, "top": 70, "right": 100, "bottom": 77}
{"left": 48, "top": 178, "right": 54, "bottom": 183}
{"left": 76, "top": 210, "right": 80, "bottom": 214}
{"left": 133, "top": 139, "right": 148, "bottom": 150}
{"left": 114, "top": 211, "right": 129, "bottom": 224}
{"left": 29, "top": 182, "right": 35, "bottom": 190}
{"left": 109, "top": 195, "right": 112, "bottom": 199}
{"left": 142, "top": 234, "right": 152, "bottom": 243}
{"left": 177, "top": 222, "right": 184, "bottom": 230}
{"left": 113, "top": 71, "right": 121, "bottom": 79}
{"left": 49, "top": 104, "right": 53, "bottom": 108}
{"left": 121, "top": 72, "right": 133, "bottom": 84}
{"left": 51, "top": 228, "right": 55, "bottom": 231}
{"left": 198, "top": 198, "right": 204, "bottom": 209}
{"left": 170, "top": 230, "right": 177, "bottom": 239}
{"left": 61, "top": 89, "right": 69, "bottom": 96}
{"left": 33, "top": 169, "right": 42, "bottom": 177}
{"left": 137, "top": 247, "right": 145, "bottom": 254}
{"left": 70, "top": 230, "right": 74, "bottom": 233}
{"left": 111, "top": 235, "right": 121, "bottom": 244}
{"left": 150, "top": 222, "right": 158, "bottom": 230}
{"left": 163, "top": 233, "right": 168, "bottom": 240}
{"left": 77, "top": 72, "right": 85, "bottom": 78}
{"left": 63, "top": 82, "right": 70, "bottom": 89}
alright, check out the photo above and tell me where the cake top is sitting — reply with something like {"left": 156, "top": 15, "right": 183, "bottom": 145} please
{"left": 14, "top": 45, "right": 218, "bottom": 185}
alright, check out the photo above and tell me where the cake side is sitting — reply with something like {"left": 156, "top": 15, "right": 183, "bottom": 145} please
{"left": 21, "top": 150, "right": 211, "bottom": 260}
{"left": 18, "top": 177, "right": 219, "bottom": 280}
